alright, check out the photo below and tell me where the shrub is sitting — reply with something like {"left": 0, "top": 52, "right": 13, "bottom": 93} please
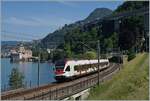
{"left": 128, "top": 53, "right": 136, "bottom": 61}
{"left": 83, "top": 51, "right": 97, "bottom": 59}
{"left": 109, "top": 56, "right": 123, "bottom": 63}
{"left": 127, "top": 48, "right": 136, "bottom": 61}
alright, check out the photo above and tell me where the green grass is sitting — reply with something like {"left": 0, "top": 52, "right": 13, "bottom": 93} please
{"left": 87, "top": 53, "right": 149, "bottom": 100}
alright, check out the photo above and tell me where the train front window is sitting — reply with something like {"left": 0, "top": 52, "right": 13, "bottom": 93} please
{"left": 55, "top": 66, "right": 64, "bottom": 69}
{"left": 55, "top": 60, "right": 65, "bottom": 69}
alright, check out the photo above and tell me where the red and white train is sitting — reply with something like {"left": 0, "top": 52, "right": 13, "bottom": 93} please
{"left": 54, "top": 59, "right": 109, "bottom": 81}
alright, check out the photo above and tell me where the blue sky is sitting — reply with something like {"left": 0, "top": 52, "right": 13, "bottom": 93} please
{"left": 1, "top": 1, "right": 124, "bottom": 41}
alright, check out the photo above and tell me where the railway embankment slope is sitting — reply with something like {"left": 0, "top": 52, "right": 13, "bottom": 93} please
{"left": 87, "top": 53, "right": 149, "bottom": 100}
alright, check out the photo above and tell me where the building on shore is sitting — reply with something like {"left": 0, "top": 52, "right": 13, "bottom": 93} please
{"left": 10, "top": 45, "right": 32, "bottom": 62}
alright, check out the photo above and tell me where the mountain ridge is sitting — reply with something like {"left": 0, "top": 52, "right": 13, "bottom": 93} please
{"left": 85, "top": 8, "right": 113, "bottom": 22}
{"left": 42, "top": 8, "right": 113, "bottom": 48}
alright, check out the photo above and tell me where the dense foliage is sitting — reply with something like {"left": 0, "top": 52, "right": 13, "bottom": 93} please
{"left": 127, "top": 48, "right": 136, "bottom": 61}
{"left": 115, "top": 1, "right": 149, "bottom": 52}
{"left": 119, "top": 16, "right": 145, "bottom": 50}
{"left": 32, "top": 47, "right": 52, "bottom": 62}
{"left": 115, "top": 1, "right": 149, "bottom": 13}
{"left": 52, "top": 50, "right": 65, "bottom": 63}
{"left": 41, "top": 1, "right": 148, "bottom": 62}
{"left": 42, "top": 8, "right": 113, "bottom": 48}
{"left": 83, "top": 51, "right": 97, "bottom": 59}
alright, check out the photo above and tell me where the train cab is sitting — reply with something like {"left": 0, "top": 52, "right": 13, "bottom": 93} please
{"left": 54, "top": 60, "right": 72, "bottom": 81}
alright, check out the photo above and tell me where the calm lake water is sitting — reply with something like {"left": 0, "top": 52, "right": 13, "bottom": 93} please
{"left": 1, "top": 58, "right": 56, "bottom": 91}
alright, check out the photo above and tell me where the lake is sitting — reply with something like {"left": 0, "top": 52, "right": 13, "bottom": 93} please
{"left": 1, "top": 58, "right": 56, "bottom": 91}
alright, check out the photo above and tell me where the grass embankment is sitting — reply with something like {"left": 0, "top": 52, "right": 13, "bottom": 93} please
{"left": 87, "top": 53, "right": 149, "bottom": 100}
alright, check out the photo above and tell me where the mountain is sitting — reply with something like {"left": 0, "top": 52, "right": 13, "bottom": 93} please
{"left": 40, "top": 1, "right": 149, "bottom": 62}
{"left": 41, "top": 8, "right": 113, "bottom": 48}
{"left": 42, "top": 1, "right": 149, "bottom": 51}
{"left": 84, "top": 8, "right": 112, "bottom": 22}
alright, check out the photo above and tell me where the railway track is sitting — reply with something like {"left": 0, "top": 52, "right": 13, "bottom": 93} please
{"left": 1, "top": 63, "right": 121, "bottom": 100}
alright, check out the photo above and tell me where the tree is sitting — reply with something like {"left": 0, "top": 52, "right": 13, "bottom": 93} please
{"left": 9, "top": 68, "right": 24, "bottom": 89}
{"left": 52, "top": 50, "right": 65, "bottom": 63}
{"left": 119, "top": 16, "right": 144, "bottom": 51}
{"left": 83, "top": 51, "right": 97, "bottom": 59}
{"left": 104, "top": 38, "right": 113, "bottom": 49}
{"left": 111, "top": 32, "right": 118, "bottom": 47}
{"left": 115, "top": 1, "right": 149, "bottom": 13}
{"left": 127, "top": 48, "right": 136, "bottom": 61}
{"left": 40, "top": 51, "right": 49, "bottom": 61}
{"left": 115, "top": 1, "right": 147, "bottom": 52}
{"left": 64, "top": 43, "right": 72, "bottom": 58}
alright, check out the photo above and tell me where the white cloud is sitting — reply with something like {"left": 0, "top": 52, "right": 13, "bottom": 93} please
{"left": 4, "top": 17, "right": 40, "bottom": 26}
{"left": 3, "top": 16, "right": 73, "bottom": 28}
{"left": 57, "top": 1, "right": 78, "bottom": 8}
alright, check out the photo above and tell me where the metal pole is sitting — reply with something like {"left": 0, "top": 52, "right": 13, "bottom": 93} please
{"left": 97, "top": 40, "right": 100, "bottom": 85}
{"left": 37, "top": 53, "right": 40, "bottom": 86}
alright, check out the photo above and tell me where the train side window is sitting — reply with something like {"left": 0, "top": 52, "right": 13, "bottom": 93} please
{"left": 74, "top": 66, "right": 77, "bottom": 71}
{"left": 66, "top": 66, "right": 70, "bottom": 71}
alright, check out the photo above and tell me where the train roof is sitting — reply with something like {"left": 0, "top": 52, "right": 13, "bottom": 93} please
{"left": 66, "top": 59, "right": 109, "bottom": 66}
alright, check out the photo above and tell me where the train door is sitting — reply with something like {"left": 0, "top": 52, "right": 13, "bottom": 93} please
{"left": 69, "top": 64, "right": 74, "bottom": 77}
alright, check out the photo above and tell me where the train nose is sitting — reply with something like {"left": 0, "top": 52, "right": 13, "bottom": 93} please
{"left": 55, "top": 69, "right": 65, "bottom": 75}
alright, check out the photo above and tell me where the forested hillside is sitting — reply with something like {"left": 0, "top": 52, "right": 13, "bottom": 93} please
{"left": 42, "top": 8, "right": 112, "bottom": 48}
{"left": 40, "top": 1, "right": 149, "bottom": 62}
